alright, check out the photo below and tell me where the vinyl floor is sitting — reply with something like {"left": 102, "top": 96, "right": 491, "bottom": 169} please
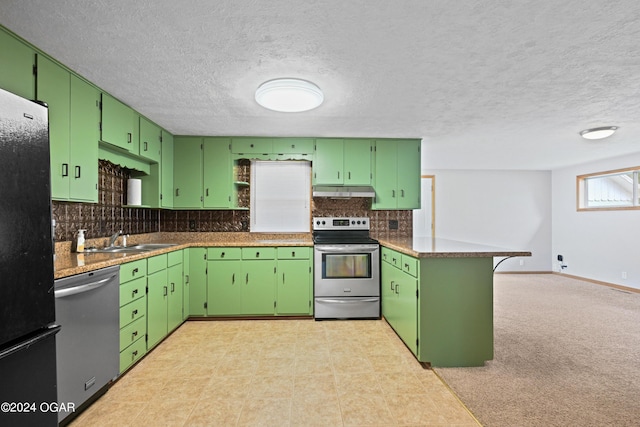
{"left": 69, "top": 319, "right": 479, "bottom": 426}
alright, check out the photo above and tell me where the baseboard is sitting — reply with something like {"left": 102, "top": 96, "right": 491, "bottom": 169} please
{"left": 552, "top": 272, "right": 640, "bottom": 294}
{"left": 494, "top": 271, "right": 553, "bottom": 275}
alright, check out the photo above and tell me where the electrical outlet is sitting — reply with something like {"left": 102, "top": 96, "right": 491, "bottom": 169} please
{"left": 622, "top": 271, "right": 628, "bottom": 280}
{"left": 189, "top": 220, "right": 196, "bottom": 231}
{"left": 519, "top": 259, "right": 524, "bottom": 266}
{"left": 557, "top": 254, "right": 563, "bottom": 262}
{"left": 389, "top": 220, "right": 398, "bottom": 230}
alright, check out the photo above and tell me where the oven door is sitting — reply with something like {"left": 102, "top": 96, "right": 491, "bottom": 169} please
{"left": 314, "top": 244, "right": 380, "bottom": 297}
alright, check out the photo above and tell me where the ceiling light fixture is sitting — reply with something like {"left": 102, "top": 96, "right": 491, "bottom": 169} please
{"left": 579, "top": 126, "right": 618, "bottom": 140}
{"left": 255, "top": 78, "right": 324, "bottom": 112}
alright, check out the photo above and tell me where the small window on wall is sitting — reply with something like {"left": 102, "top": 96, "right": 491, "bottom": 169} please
{"left": 250, "top": 160, "right": 311, "bottom": 232}
{"left": 577, "top": 167, "right": 640, "bottom": 211}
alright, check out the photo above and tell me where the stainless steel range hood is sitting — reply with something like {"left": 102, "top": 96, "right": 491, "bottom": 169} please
{"left": 312, "top": 185, "right": 376, "bottom": 198}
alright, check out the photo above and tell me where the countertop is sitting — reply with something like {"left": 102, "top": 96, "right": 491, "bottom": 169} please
{"left": 54, "top": 232, "right": 313, "bottom": 279}
{"left": 376, "top": 236, "right": 532, "bottom": 259}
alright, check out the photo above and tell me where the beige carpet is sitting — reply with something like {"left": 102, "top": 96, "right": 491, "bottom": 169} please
{"left": 434, "top": 273, "right": 640, "bottom": 427}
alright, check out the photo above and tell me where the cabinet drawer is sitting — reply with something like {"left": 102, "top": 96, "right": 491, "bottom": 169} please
{"left": 119, "top": 316, "right": 146, "bottom": 351}
{"left": 120, "top": 296, "right": 146, "bottom": 329}
{"left": 147, "top": 253, "right": 167, "bottom": 274}
{"left": 276, "top": 246, "right": 311, "bottom": 259}
{"left": 242, "top": 247, "right": 276, "bottom": 260}
{"left": 120, "top": 276, "right": 146, "bottom": 307}
{"left": 167, "top": 250, "right": 182, "bottom": 267}
{"left": 208, "top": 247, "right": 241, "bottom": 260}
{"left": 231, "top": 138, "right": 272, "bottom": 154}
{"left": 401, "top": 254, "right": 418, "bottom": 278}
{"left": 120, "top": 259, "right": 147, "bottom": 283}
{"left": 119, "top": 336, "right": 146, "bottom": 373}
{"left": 381, "top": 247, "right": 401, "bottom": 269}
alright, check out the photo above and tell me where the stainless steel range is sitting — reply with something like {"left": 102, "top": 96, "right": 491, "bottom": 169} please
{"left": 313, "top": 217, "right": 380, "bottom": 319}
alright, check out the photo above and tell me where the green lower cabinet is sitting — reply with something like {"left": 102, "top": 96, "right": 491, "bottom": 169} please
{"left": 167, "top": 263, "right": 183, "bottom": 332}
{"left": 382, "top": 257, "right": 418, "bottom": 355}
{"left": 146, "top": 269, "right": 168, "bottom": 349}
{"left": 182, "top": 248, "right": 190, "bottom": 319}
{"left": 207, "top": 259, "right": 242, "bottom": 315}
{"left": 119, "top": 260, "right": 147, "bottom": 373}
{"left": 242, "top": 259, "right": 276, "bottom": 315}
{"left": 276, "top": 258, "right": 312, "bottom": 315}
{"left": 189, "top": 248, "right": 208, "bottom": 316}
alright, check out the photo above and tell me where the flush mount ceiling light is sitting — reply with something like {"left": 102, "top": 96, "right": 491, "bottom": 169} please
{"left": 580, "top": 126, "right": 618, "bottom": 140}
{"left": 255, "top": 78, "right": 324, "bottom": 112}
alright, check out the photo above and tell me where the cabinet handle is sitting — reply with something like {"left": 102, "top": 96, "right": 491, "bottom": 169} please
{"left": 62, "top": 163, "right": 69, "bottom": 177}
{"left": 292, "top": 251, "right": 295, "bottom": 257}
{"left": 337, "top": 171, "right": 340, "bottom": 179}
{"left": 246, "top": 273, "right": 249, "bottom": 284}
{"left": 185, "top": 274, "right": 189, "bottom": 284}
{"left": 232, "top": 273, "right": 235, "bottom": 284}
{"left": 132, "top": 309, "right": 138, "bottom": 318}
{"left": 171, "top": 282, "right": 175, "bottom": 293}
{"left": 392, "top": 190, "right": 396, "bottom": 198}
{"left": 163, "top": 285, "right": 168, "bottom": 297}
{"left": 348, "top": 171, "right": 351, "bottom": 180}
{"left": 250, "top": 143, "right": 254, "bottom": 148}
{"left": 74, "top": 165, "right": 81, "bottom": 178}
{"left": 221, "top": 251, "right": 225, "bottom": 258}
{"left": 132, "top": 350, "right": 138, "bottom": 358}
{"left": 282, "top": 273, "right": 285, "bottom": 284}
{"left": 206, "top": 188, "right": 209, "bottom": 197}
{"left": 256, "top": 251, "right": 260, "bottom": 258}
{"left": 404, "top": 263, "right": 409, "bottom": 269}
{"left": 401, "top": 189, "right": 405, "bottom": 197}
{"left": 127, "top": 132, "right": 132, "bottom": 144}
{"left": 132, "top": 268, "right": 139, "bottom": 275}
{"left": 395, "top": 284, "right": 399, "bottom": 294}
{"left": 143, "top": 141, "right": 147, "bottom": 151}
{"left": 132, "top": 331, "right": 138, "bottom": 338}
{"left": 132, "top": 289, "right": 138, "bottom": 297}
{"left": 390, "top": 280, "right": 395, "bottom": 291}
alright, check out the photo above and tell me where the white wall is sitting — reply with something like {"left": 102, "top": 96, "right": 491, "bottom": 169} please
{"left": 424, "top": 169, "right": 552, "bottom": 272}
{"left": 552, "top": 152, "right": 640, "bottom": 289}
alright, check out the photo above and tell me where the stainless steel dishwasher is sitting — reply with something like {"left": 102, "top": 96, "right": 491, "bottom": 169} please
{"left": 54, "top": 265, "right": 120, "bottom": 424}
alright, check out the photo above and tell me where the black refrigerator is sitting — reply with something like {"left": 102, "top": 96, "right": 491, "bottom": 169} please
{"left": 0, "top": 87, "right": 60, "bottom": 426}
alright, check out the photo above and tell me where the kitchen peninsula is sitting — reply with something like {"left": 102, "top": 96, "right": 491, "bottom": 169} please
{"left": 377, "top": 236, "right": 531, "bottom": 367}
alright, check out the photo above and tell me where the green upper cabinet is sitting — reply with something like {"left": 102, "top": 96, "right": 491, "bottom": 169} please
{"left": 100, "top": 92, "right": 139, "bottom": 153}
{"left": 0, "top": 29, "right": 35, "bottom": 99}
{"left": 69, "top": 75, "right": 99, "bottom": 202}
{"left": 203, "top": 137, "right": 232, "bottom": 208}
{"left": 173, "top": 136, "right": 233, "bottom": 209}
{"left": 313, "top": 138, "right": 372, "bottom": 185}
{"left": 139, "top": 116, "right": 161, "bottom": 163}
{"left": 160, "top": 129, "right": 174, "bottom": 208}
{"left": 272, "top": 137, "right": 314, "bottom": 157}
{"left": 173, "top": 137, "right": 204, "bottom": 208}
{"left": 37, "top": 55, "right": 70, "bottom": 200}
{"left": 38, "top": 55, "right": 98, "bottom": 202}
{"left": 372, "top": 139, "right": 420, "bottom": 209}
{"left": 231, "top": 137, "right": 273, "bottom": 155}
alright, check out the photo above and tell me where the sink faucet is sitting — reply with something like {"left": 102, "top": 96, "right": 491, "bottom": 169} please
{"left": 108, "top": 230, "right": 123, "bottom": 248}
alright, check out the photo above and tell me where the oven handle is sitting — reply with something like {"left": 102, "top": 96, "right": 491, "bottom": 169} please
{"left": 314, "top": 245, "right": 379, "bottom": 253}
{"left": 316, "top": 298, "right": 379, "bottom": 304}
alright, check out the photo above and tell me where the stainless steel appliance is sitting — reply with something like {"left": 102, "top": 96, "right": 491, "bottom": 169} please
{"left": 54, "top": 266, "right": 120, "bottom": 425}
{"left": 313, "top": 217, "right": 380, "bottom": 319}
{"left": 0, "top": 88, "right": 61, "bottom": 426}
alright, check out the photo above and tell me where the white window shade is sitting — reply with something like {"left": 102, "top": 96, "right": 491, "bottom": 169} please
{"left": 250, "top": 161, "right": 311, "bottom": 232}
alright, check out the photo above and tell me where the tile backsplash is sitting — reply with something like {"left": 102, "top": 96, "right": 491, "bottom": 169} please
{"left": 52, "top": 160, "right": 412, "bottom": 242}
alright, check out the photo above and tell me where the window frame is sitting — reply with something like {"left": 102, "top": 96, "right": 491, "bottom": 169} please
{"left": 576, "top": 166, "right": 640, "bottom": 211}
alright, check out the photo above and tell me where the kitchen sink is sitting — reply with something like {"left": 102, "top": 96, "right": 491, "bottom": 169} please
{"left": 84, "top": 243, "right": 177, "bottom": 254}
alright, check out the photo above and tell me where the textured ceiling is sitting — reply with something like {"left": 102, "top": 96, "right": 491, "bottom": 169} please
{"left": 1, "top": 0, "right": 640, "bottom": 170}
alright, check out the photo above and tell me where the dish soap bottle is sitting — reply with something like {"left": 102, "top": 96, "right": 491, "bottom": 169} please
{"left": 76, "top": 229, "right": 86, "bottom": 253}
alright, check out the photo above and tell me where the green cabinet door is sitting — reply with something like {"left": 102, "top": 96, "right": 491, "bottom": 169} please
{"left": 372, "top": 141, "right": 398, "bottom": 208}
{"left": 139, "top": 116, "right": 162, "bottom": 163}
{"left": 276, "top": 259, "right": 311, "bottom": 314}
{"left": 203, "top": 137, "right": 232, "bottom": 208}
{"left": 314, "top": 138, "right": 344, "bottom": 184}
{"left": 37, "top": 55, "right": 71, "bottom": 201}
{"left": 242, "top": 260, "right": 276, "bottom": 315}
{"left": 188, "top": 248, "right": 207, "bottom": 315}
{"left": 182, "top": 248, "right": 190, "bottom": 319}
{"left": 272, "top": 138, "right": 315, "bottom": 156}
{"left": 101, "top": 93, "right": 139, "bottom": 152}
{"left": 396, "top": 139, "right": 421, "bottom": 209}
{"left": 69, "top": 75, "right": 99, "bottom": 202}
{"left": 146, "top": 269, "right": 168, "bottom": 349}
{"left": 0, "top": 29, "right": 35, "bottom": 99}
{"left": 167, "top": 263, "right": 183, "bottom": 332}
{"left": 381, "top": 261, "right": 396, "bottom": 320}
{"left": 173, "top": 137, "right": 203, "bottom": 208}
{"left": 207, "top": 259, "right": 242, "bottom": 315}
{"left": 344, "top": 139, "right": 372, "bottom": 185}
{"left": 161, "top": 130, "right": 174, "bottom": 208}
{"left": 395, "top": 272, "right": 418, "bottom": 355}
